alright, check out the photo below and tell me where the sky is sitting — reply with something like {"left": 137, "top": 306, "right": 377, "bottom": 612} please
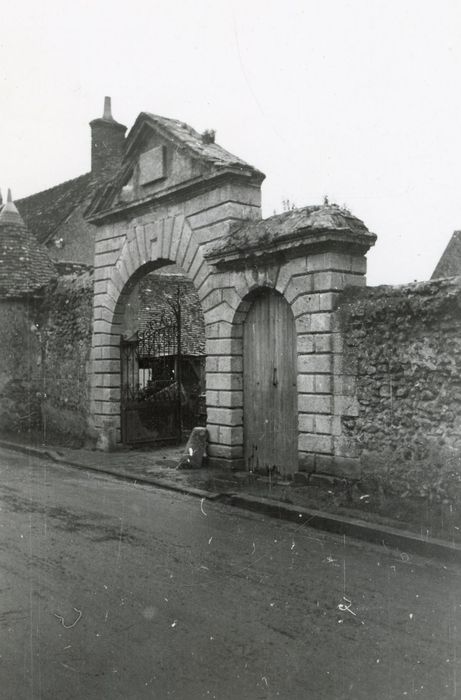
{"left": 1, "top": 0, "right": 461, "bottom": 286}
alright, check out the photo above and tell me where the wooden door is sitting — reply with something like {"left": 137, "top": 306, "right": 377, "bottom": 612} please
{"left": 243, "top": 290, "right": 298, "bottom": 476}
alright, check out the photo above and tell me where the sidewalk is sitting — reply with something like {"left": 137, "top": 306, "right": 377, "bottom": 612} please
{"left": 1, "top": 434, "right": 460, "bottom": 564}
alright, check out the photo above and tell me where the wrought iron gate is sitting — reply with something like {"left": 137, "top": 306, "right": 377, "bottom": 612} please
{"left": 120, "top": 303, "right": 182, "bottom": 445}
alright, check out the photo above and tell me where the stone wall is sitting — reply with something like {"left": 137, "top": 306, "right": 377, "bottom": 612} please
{"left": 0, "top": 299, "right": 42, "bottom": 435}
{"left": 337, "top": 276, "right": 461, "bottom": 499}
{"left": 40, "top": 268, "right": 94, "bottom": 446}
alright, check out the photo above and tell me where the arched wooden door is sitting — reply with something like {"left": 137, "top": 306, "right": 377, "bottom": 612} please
{"left": 243, "top": 290, "right": 298, "bottom": 476}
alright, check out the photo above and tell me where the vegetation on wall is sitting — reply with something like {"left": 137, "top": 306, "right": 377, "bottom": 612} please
{"left": 339, "top": 277, "right": 461, "bottom": 504}
{"left": 39, "top": 270, "right": 94, "bottom": 446}
{"left": 0, "top": 301, "right": 42, "bottom": 435}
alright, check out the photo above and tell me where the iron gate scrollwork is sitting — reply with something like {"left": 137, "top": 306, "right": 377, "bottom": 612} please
{"left": 120, "top": 291, "right": 183, "bottom": 445}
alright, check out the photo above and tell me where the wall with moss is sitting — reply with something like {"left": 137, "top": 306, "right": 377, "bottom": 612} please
{"left": 40, "top": 268, "right": 94, "bottom": 446}
{"left": 337, "top": 276, "right": 461, "bottom": 501}
{"left": 0, "top": 300, "right": 42, "bottom": 435}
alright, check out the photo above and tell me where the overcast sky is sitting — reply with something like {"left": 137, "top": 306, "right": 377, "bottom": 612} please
{"left": 2, "top": 0, "right": 460, "bottom": 285}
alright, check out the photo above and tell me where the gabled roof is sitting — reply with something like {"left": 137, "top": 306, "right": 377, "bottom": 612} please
{"left": 206, "top": 204, "right": 376, "bottom": 263}
{"left": 128, "top": 113, "right": 261, "bottom": 174}
{"left": 0, "top": 197, "right": 56, "bottom": 297}
{"left": 16, "top": 173, "right": 93, "bottom": 245}
{"left": 87, "top": 112, "right": 264, "bottom": 219}
{"left": 432, "top": 230, "right": 461, "bottom": 279}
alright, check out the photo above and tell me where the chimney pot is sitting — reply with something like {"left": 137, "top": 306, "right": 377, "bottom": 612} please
{"left": 90, "top": 98, "right": 127, "bottom": 181}
{"left": 103, "top": 96, "right": 113, "bottom": 121}
{"left": 7, "top": 188, "right": 12, "bottom": 202}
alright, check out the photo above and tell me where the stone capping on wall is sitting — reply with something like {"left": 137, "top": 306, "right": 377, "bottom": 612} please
{"left": 205, "top": 205, "right": 377, "bottom": 269}
{"left": 207, "top": 231, "right": 376, "bottom": 269}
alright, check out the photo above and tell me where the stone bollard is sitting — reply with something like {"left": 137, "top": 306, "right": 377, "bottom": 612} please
{"left": 177, "top": 427, "right": 208, "bottom": 469}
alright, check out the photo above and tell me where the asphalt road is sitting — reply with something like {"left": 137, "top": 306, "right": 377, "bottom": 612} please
{"left": 0, "top": 447, "right": 460, "bottom": 700}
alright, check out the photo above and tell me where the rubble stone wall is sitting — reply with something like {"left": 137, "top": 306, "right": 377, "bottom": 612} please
{"left": 0, "top": 300, "right": 42, "bottom": 435}
{"left": 40, "top": 269, "right": 94, "bottom": 446}
{"left": 336, "top": 276, "right": 461, "bottom": 497}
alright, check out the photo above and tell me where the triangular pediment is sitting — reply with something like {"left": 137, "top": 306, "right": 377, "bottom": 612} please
{"left": 87, "top": 112, "right": 263, "bottom": 220}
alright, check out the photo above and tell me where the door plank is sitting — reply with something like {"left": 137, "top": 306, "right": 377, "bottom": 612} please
{"left": 243, "top": 291, "right": 298, "bottom": 476}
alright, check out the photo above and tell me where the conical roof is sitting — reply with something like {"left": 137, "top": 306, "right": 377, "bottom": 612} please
{"left": 0, "top": 189, "right": 56, "bottom": 297}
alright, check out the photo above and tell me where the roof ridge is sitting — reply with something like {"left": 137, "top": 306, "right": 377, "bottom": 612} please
{"left": 16, "top": 171, "right": 92, "bottom": 204}
{"left": 132, "top": 112, "right": 260, "bottom": 173}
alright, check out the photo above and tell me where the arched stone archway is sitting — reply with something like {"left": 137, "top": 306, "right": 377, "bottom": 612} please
{"left": 86, "top": 112, "right": 375, "bottom": 477}
{"left": 90, "top": 215, "right": 215, "bottom": 448}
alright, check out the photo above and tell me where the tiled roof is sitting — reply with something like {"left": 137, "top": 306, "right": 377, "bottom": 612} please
{"left": 16, "top": 173, "right": 93, "bottom": 245}
{"left": 206, "top": 204, "right": 374, "bottom": 257}
{"left": 0, "top": 204, "right": 56, "bottom": 297}
{"left": 139, "top": 270, "right": 205, "bottom": 356}
{"left": 432, "top": 231, "right": 461, "bottom": 279}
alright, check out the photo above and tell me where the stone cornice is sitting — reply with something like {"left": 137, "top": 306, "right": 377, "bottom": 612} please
{"left": 205, "top": 227, "right": 377, "bottom": 270}
{"left": 85, "top": 168, "right": 263, "bottom": 225}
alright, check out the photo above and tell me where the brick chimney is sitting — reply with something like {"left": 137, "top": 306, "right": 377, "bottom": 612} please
{"left": 90, "top": 97, "right": 127, "bottom": 181}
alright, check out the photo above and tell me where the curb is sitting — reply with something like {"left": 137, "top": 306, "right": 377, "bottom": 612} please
{"left": 0, "top": 441, "right": 217, "bottom": 501}
{"left": 1, "top": 439, "right": 460, "bottom": 565}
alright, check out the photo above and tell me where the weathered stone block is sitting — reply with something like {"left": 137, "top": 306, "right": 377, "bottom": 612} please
{"left": 296, "top": 312, "right": 332, "bottom": 334}
{"left": 182, "top": 238, "right": 199, "bottom": 274}
{"left": 221, "top": 287, "right": 244, "bottom": 310}
{"left": 92, "top": 358, "right": 120, "bottom": 374}
{"left": 298, "top": 433, "right": 333, "bottom": 454}
{"left": 307, "top": 252, "right": 353, "bottom": 273}
{"left": 297, "top": 354, "right": 332, "bottom": 374}
{"left": 207, "top": 407, "right": 243, "bottom": 426}
{"left": 313, "top": 414, "right": 333, "bottom": 434}
{"left": 313, "top": 271, "right": 364, "bottom": 293}
{"left": 297, "top": 375, "right": 315, "bottom": 393}
{"left": 298, "top": 394, "right": 332, "bottom": 414}
{"left": 275, "top": 259, "right": 307, "bottom": 295}
{"left": 205, "top": 355, "right": 243, "bottom": 373}
{"left": 194, "top": 265, "right": 213, "bottom": 295}
{"left": 204, "top": 302, "right": 235, "bottom": 326}
{"left": 168, "top": 216, "right": 186, "bottom": 261}
{"left": 205, "top": 320, "right": 233, "bottom": 339}
{"left": 291, "top": 293, "right": 320, "bottom": 317}
{"left": 285, "top": 276, "right": 314, "bottom": 304}
{"left": 207, "top": 424, "right": 243, "bottom": 446}
{"left": 351, "top": 256, "right": 367, "bottom": 274}
{"left": 188, "top": 202, "right": 258, "bottom": 231}
{"left": 314, "top": 374, "right": 332, "bottom": 393}
{"left": 205, "top": 338, "right": 242, "bottom": 356}
{"left": 206, "top": 373, "right": 242, "bottom": 391}
{"left": 298, "top": 413, "right": 315, "bottom": 432}
{"left": 296, "top": 334, "right": 315, "bottom": 353}
{"left": 94, "top": 250, "right": 120, "bottom": 269}
{"left": 207, "top": 443, "right": 244, "bottom": 459}
{"left": 206, "top": 390, "right": 243, "bottom": 408}
{"left": 177, "top": 427, "right": 208, "bottom": 469}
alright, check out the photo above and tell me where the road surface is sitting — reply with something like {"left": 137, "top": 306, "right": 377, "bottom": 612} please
{"left": 0, "top": 447, "right": 460, "bottom": 699}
